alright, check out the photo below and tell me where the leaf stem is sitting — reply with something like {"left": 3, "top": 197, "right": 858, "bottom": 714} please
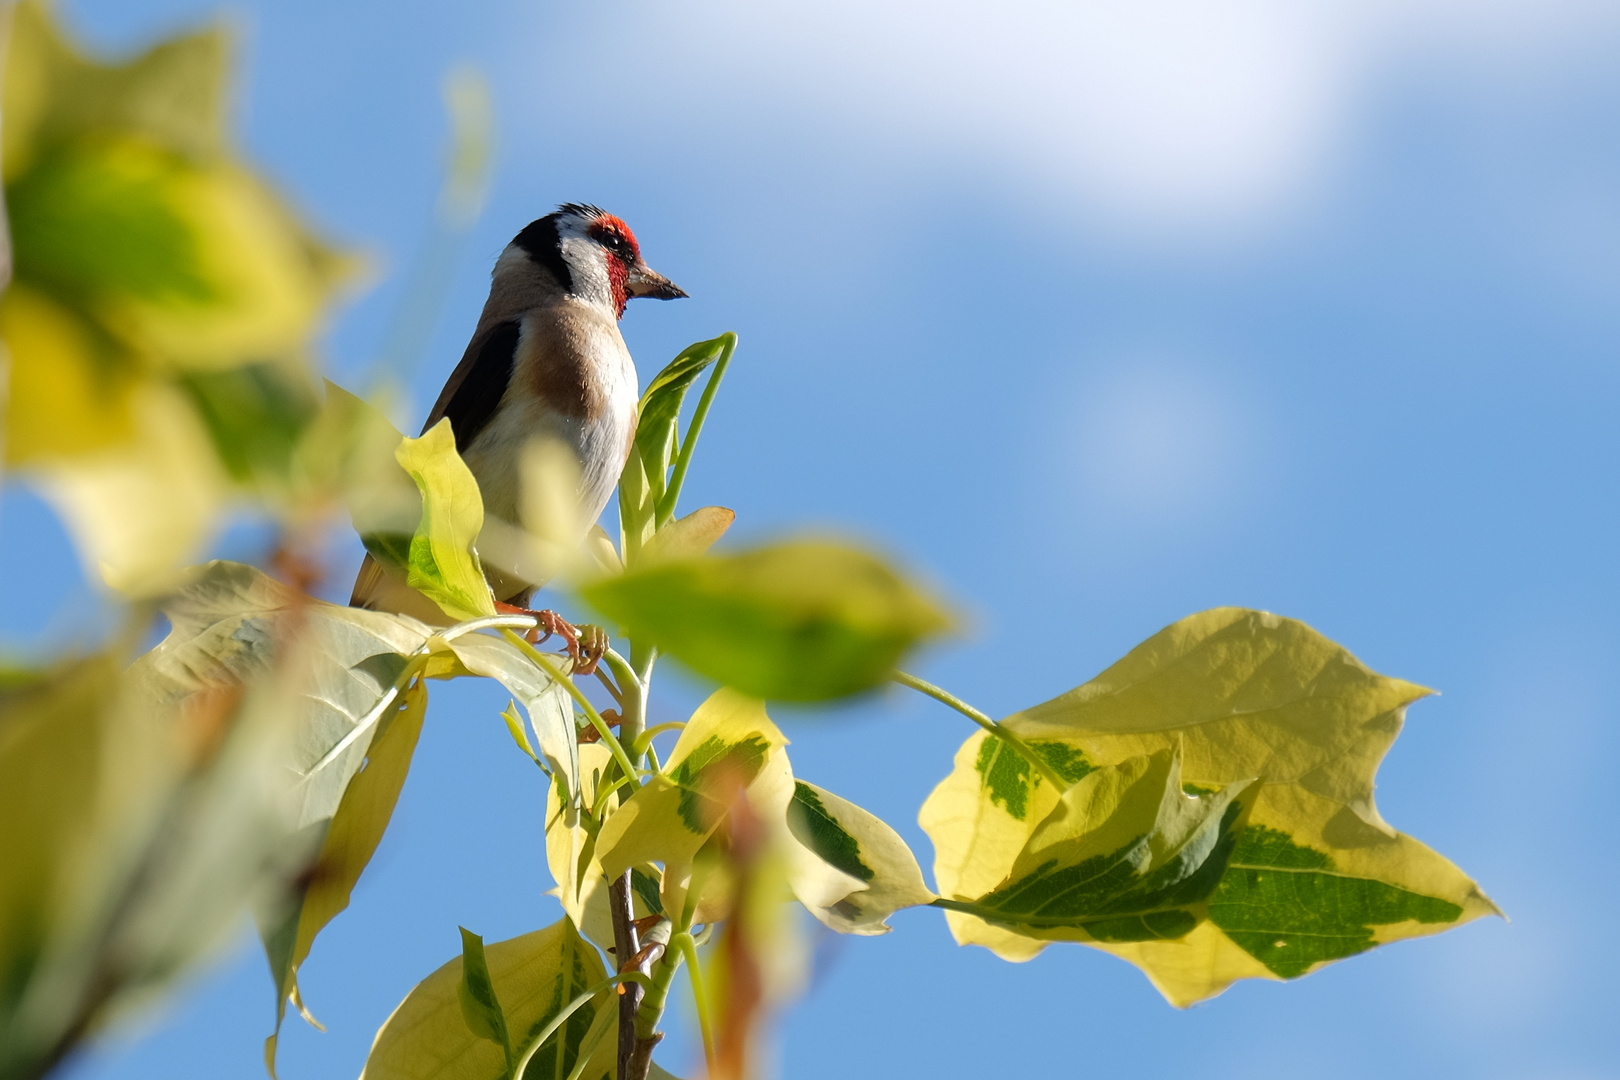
{"left": 675, "top": 931, "right": 717, "bottom": 1076}
{"left": 507, "top": 972, "right": 646, "bottom": 1080}
{"left": 631, "top": 722, "right": 684, "bottom": 759}
{"left": 891, "top": 670, "right": 1066, "bottom": 789}
{"left": 499, "top": 628, "right": 639, "bottom": 790}
{"left": 655, "top": 332, "right": 735, "bottom": 527}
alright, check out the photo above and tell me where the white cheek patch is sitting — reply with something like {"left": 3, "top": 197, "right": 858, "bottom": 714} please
{"left": 558, "top": 231, "right": 614, "bottom": 317}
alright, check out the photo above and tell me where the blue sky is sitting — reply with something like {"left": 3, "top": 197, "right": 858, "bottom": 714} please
{"left": 16, "top": 1, "right": 1620, "bottom": 1078}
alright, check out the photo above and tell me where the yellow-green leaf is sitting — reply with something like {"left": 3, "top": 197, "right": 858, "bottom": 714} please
{"left": 596, "top": 689, "right": 792, "bottom": 882}
{"left": 395, "top": 419, "right": 496, "bottom": 621}
{"left": 943, "top": 749, "right": 1255, "bottom": 945}
{"left": 784, "top": 780, "right": 936, "bottom": 935}
{"left": 639, "top": 505, "right": 735, "bottom": 565}
{"left": 137, "top": 562, "right": 467, "bottom": 1056}
{"left": 144, "top": 561, "right": 433, "bottom": 827}
{"left": 545, "top": 743, "right": 663, "bottom": 951}
{"left": 582, "top": 539, "right": 953, "bottom": 701}
{"left": 361, "top": 917, "right": 616, "bottom": 1080}
{"left": 0, "top": 284, "right": 136, "bottom": 464}
{"left": 501, "top": 701, "right": 541, "bottom": 765}
{"left": 918, "top": 607, "right": 1500, "bottom": 1005}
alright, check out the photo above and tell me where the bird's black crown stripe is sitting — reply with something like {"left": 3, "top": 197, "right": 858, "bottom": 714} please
{"left": 513, "top": 215, "right": 573, "bottom": 293}
{"left": 556, "top": 201, "right": 606, "bottom": 220}
{"left": 438, "top": 319, "right": 520, "bottom": 453}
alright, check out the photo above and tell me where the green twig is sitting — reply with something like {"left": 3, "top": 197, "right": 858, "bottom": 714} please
{"left": 655, "top": 332, "right": 735, "bottom": 527}
{"left": 891, "top": 670, "right": 1066, "bottom": 789}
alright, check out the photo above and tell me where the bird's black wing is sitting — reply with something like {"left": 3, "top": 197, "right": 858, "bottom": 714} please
{"left": 425, "top": 318, "right": 521, "bottom": 452}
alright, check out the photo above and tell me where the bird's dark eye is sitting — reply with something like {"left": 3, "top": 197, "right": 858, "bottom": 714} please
{"left": 588, "top": 216, "right": 640, "bottom": 261}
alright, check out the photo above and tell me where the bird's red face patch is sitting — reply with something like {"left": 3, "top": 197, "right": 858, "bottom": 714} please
{"left": 589, "top": 214, "right": 641, "bottom": 319}
{"left": 587, "top": 214, "right": 641, "bottom": 261}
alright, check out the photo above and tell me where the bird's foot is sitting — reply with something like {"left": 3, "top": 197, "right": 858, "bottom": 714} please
{"left": 493, "top": 601, "right": 609, "bottom": 676}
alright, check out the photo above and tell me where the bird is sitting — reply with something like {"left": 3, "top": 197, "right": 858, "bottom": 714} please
{"left": 350, "top": 203, "right": 687, "bottom": 672}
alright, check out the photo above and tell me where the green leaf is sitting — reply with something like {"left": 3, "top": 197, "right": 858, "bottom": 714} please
{"left": 501, "top": 701, "right": 541, "bottom": 766}
{"left": 361, "top": 917, "right": 616, "bottom": 1080}
{"left": 784, "top": 780, "right": 936, "bottom": 935}
{"left": 457, "top": 928, "right": 513, "bottom": 1065}
{"left": 619, "top": 335, "right": 730, "bottom": 560}
{"left": 949, "top": 749, "right": 1255, "bottom": 944}
{"left": 918, "top": 607, "right": 1500, "bottom": 1005}
{"left": 595, "top": 689, "right": 792, "bottom": 883}
{"left": 261, "top": 679, "right": 428, "bottom": 1074}
{"left": 582, "top": 539, "right": 953, "bottom": 701}
{"left": 1208, "top": 824, "right": 1465, "bottom": 978}
{"left": 395, "top": 418, "right": 496, "bottom": 621}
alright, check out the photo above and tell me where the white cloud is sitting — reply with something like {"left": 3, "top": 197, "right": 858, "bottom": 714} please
{"left": 522, "top": 0, "right": 1620, "bottom": 234}
{"left": 1064, "top": 356, "right": 1254, "bottom": 525}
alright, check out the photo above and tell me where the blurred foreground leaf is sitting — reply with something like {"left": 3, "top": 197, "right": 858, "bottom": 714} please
{"left": 582, "top": 540, "right": 952, "bottom": 701}
{"left": 361, "top": 917, "right": 616, "bottom": 1080}
{"left": 1, "top": 1, "right": 356, "bottom": 587}
{"left": 918, "top": 608, "right": 1499, "bottom": 1005}
{"left": 0, "top": 630, "right": 307, "bottom": 1078}
{"left": 25, "top": 379, "right": 228, "bottom": 592}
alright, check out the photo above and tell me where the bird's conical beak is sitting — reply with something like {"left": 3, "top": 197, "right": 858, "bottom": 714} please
{"left": 625, "top": 263, "right": 688, "bottom": 300}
